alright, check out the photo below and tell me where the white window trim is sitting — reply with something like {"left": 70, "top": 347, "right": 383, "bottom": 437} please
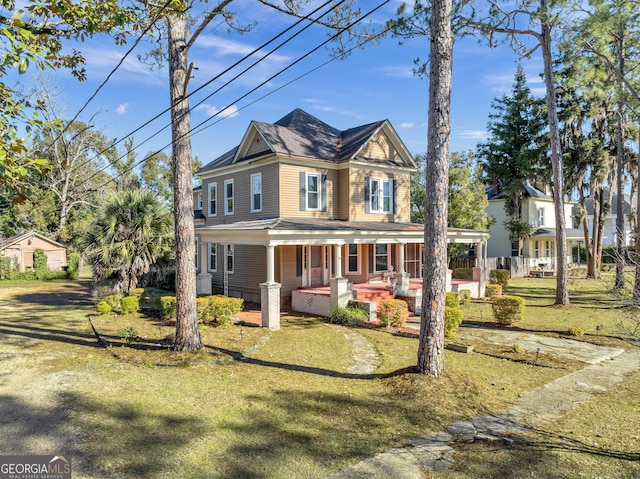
{"left": 346, "top": 244, "right": 360, "bottom": 275}
{"left": 251, "top": 173, "right": 262, "bottom": 213}
{"left": 374, "top": 244, "right": 390, "bottom": 273}
{"left": 306, "top": 172, "right": 321, "bottom": 211}
{"left": 197, "top": 192, "right": 203, "bottom": 210}
{"left": 226, "top": 244, "right": 234, "bottom": 274}
{"left": 224, "top": 179, "right": 234, "bottom": 215}
{"left": 370, "top": 178, "right": 391, "bottom": 213}
{"left": 208, "top": 182, "right": 217, "bottom": 217}
{"left": 208, "top": 243, "right": 217, "bottom": 273}
{"left": 195, "top": 237, "right": 199, "bottom": 272}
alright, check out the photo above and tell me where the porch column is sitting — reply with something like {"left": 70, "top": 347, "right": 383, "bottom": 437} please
{"left": 330, "top": 242, "right": 351, "bottom": 309}
{"left": 472, "top": 241, "right": 486, "bottom": 298}
{"left": 260, "top": 244, "right": 280, "bottom": 330}
{"left": 196, "top": 241, "right": 212, "bottom": 295}
{"left": 396, "top": 242, "right": 410, "bottom": 294}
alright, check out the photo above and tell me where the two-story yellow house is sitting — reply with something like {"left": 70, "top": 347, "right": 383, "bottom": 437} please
{"left": 194, "top": 109, "right": 488, "bottom": 329}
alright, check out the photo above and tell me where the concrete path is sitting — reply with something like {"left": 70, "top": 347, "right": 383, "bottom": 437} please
{"left": 327, "top": 328, "right": 640, "bottom": 479}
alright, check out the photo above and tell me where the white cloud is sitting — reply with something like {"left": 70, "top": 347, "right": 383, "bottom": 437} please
{"left": 81, "top": 46, "right": 164, "bottom": 85}
{"left": 399, "top": 122, "right": 414, "bottom": 128}
{"left": 194, "top": 103, "right": 240, "bottom": 118}
{"left": 115, "top": 103, "right": 129, "bottom": 115}
{"left": 459, "top": 129, "right": 488, "bottom": 140}
{"left": 375, "top": 65, "right": 415, "bottom": 79}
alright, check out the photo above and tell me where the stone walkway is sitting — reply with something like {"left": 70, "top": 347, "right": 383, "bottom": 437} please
{"left": 327, "top": 329, "right": 640, "bottom": 478}
{"left": 328, "top": 324, "right": 380, "bottom": 375}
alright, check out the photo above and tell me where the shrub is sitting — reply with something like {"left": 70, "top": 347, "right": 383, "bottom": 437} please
{"left": 378, "top": 299, "right": 408, "bottom": 327}
{"left": 196, "top": 297, "right": 214, "bottom": 324}
{"left": 33, "top": 248, "right": 48, "bottom": 280}
{"left": 103, "top": 294, "right": 123, "bottom": 311}
{"left": 492, "top": 295, "right": 525, "bottom": 325}
{"left": 118, "top": 326, "right": 137, "bottom": 346}
{"left": 445, "top": 292, "right": 460, "bottom": 308}
{"left": 459, "top": 289, "right": 471, "bottom": 306}
{"left": 129, "top": 288, "right": 145, "bottom": 298}
{"left": 121, "top": 296, "right": 139, "bottom": 314}
{"left": 213, "top": 295, "right": 244, "bottom": 326}
{"left": 330, "top": 306, "right": 368, "bottom": 326}
{"left": 452, "top": 268, "right": 473, "bottom": 280}
{"left": 511, "top": 344, "right": 524, "bottom": 354}
{"left": 489, "top": 269, "right": 510, "bottom": 288}
{"left": 96, "top": 301, "right": 112, "bottom": 315}
{"left": 0, "top": 257, "right": 12, "bottom": 279}
{"left": 45, "top": 271, "right": 68, "bottom": 280}
{"left": 566, "top": 326, "right": 585, "bottom": 337}
{"left": 444, "top": 306, "right": 463, "bottom": 338}
{"left": 160, "top": 296, "right": 177, "bottom": 320}
{"left": 66, "top": 251, "right": 81, "bottom": 280}
{"left": 485, "top": 284, "right": 502, "bottom": 299}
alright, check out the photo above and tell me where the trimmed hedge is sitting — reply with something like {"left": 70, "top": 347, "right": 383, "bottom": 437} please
{"left": 378, "top": 299, "right": 408, "bottom": 327}
{"left": 485, "top": 284, "right": 502, "bottom": 299}
{"left": 489, "top": 269, "right": 510, "bottom": 288}
{"left": 96, "top": 301, "right": 112, "bottom": 315}
{"left": 330, "top": 306, "right": 368, "bottom": 326}
{"left": 445, "top": 292, "right": 460, "bottom": 308}
{"left": 444, "top": 306, "right": 463, "bottom": 338}
{"left": 129, "top": 288, "right": 145, "bottom": 298}
{"left": 121, "top": 296, "right": 139, "bottom": 314}
{"left": 160, "top": 296, "right": 177, "bottom": 320}
{"left": 459, "top": 289, "right": 471, "bottom": 306}
{"left": 491, "top": 295, "right": 525, "bottom": 325}
{"left": 209, "top": 295, "right": 244, "bottom": 326}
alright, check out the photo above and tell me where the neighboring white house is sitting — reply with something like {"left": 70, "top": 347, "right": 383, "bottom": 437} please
{"left": 583, "top": 189, "right": 633, "bottom": 247}
{"left": 485, "top": 183, "right": 583, "bottom": 272}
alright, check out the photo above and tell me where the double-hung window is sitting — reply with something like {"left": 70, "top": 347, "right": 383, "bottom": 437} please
{"left": 306, "top": 173, "right": 320, "bottom": 210}
{"left": 208, "top": 243, "right": 217, "bottom": 272}
{"left": 251, "top": 173, "right": 262, "bottom": 212}
{"left": 226, "top": 244, "right": 234, "bottom": 274}
{"left": 369, "top": 178, "right": 391, "bottom": 213}
{"left": 347, "top": 244, "right": 360, "bottom": 274}
{"left": 374, "top": 244, "right": 389, "bottom": 272}
{"left": 208, "top": 183, "right": 217, "bottom": 217}
{"left": 197, "top": 193, "right": 203, "bottom": 210}
{"left": 224, "top": 179, "right": 234, "bottom": 215}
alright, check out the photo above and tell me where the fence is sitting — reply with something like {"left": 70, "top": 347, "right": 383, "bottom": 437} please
{"left": 449, "top": 257, "right": 530, "bottom": 278}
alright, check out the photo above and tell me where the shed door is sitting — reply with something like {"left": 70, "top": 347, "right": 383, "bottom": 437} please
{"left": 23, "top": 252, "right": 34, "bottom": 270}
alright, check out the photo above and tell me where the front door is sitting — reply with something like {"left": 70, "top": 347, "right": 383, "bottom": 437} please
{"left": 310, "top": 246, "right": 323, "bottom": 286}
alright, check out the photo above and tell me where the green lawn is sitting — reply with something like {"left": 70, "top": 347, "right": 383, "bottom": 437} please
{"left": 0, "top": 277, "right": 637, "bottom": 478}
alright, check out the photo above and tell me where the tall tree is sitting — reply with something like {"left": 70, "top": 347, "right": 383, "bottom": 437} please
{"left": 417, "top": 0, "right": 453, "bottom": 376}
{"left": 0, "top": 0, "right": 137, "bottom": 196}
{"left": 477, "top": 66, "right": 548, "bottom": 255}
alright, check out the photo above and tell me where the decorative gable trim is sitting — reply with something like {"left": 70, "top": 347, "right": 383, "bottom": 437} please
{"left": 233, "top": 122, "right": 274, "bottom": 163}
{"left": 349, "top": 121, "right": 417, "bottom": 169}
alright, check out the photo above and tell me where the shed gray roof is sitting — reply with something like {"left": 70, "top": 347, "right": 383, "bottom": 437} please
{"left": 487, "top": 182, "right": 551, "bottom": 200}
{"left": 199, "top": 109, "right": 392, "bottom": 172}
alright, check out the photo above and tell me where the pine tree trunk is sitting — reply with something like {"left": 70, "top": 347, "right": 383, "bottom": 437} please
{"left": 615, "top": 109, "right": 626, "bottom": 290}
{"left": 634, "top": 130, "right": 640, "bottom": 302}
{"left": 540, "top": 1, "right": 568, "bottom": 305}
{"left": 418, "top": 0, "right": 452, "bottom": 376}
{"left": 167, "top": 13, "right": 201, "bottom": 351}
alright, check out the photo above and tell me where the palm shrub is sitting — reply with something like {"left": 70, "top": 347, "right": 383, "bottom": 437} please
{"left": 492, "top": 295, "right": 525, "bottom": 325}
{"left": 84, "top": 189, "right": 174, "bottom": 293}
{"left": 378, "top": 299, "right": 408, "bottom": 327}
{"left": 444, "top": 306, "right": 463, "bottom": 338}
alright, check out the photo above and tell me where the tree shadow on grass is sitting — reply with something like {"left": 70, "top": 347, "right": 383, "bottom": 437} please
{"left": 0, "top": 391, "right": 206, "bottom": 478}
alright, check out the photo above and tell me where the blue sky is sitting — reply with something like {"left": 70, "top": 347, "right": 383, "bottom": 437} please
{"left": 34, "top": 0, "right": 547, "bottom": 168}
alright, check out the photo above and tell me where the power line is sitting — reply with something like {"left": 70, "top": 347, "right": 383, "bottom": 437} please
{"left": 59, "top": 0, "right": 343, "bottom": 189}
{"left": 96, "top": 0, "right": 392, "bottom": 191}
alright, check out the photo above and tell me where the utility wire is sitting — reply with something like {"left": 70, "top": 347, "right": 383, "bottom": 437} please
{"left": 63, "top": 0, "right": 343, "bottom": 183}
{"left": 95, "top": 0, "right": 391, "bottom": 190}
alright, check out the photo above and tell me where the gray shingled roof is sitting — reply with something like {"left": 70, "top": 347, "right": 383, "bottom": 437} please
{"left": 531, "top": 227, "right": 584, "bottom": 240}
{"left": 198, "top": 109, "right": 392, "bottom": 173}
{"left": 487, "top": 182, "right": 551, "bottom": 200}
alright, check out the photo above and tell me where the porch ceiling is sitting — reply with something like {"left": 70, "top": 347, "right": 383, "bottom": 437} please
{"left": 196, "top": 217, "right": 489, "bottom": 246}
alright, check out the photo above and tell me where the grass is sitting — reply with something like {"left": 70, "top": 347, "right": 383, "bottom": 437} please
{"left": 0, "top": 277, "right": 638, "bottom": 478}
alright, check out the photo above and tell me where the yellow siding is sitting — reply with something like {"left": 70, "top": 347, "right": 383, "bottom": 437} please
{"left": 201, "top": 163, "right": 279, "bottom": 225}
{"left": 348, "top": 169, "right": 411, "bottom": 222}
{"left": 279, "top": 163, "right": 337, "bottom": 218}
{"left": 359, "top": 131, "right": 403, "bottom": 164}
{"left": 337, "top": 169, "right": 350, "bottom": 220}
{"left": 279, "top": 245, "right": 303, "bottom": 294}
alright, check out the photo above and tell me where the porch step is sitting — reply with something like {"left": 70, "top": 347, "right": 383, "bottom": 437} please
{"left": 355, "top": 291, "right": 395, "bottom": 302}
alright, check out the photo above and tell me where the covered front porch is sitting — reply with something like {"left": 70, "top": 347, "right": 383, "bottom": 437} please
{"left": 195, "top": 218, "right": 489, "bottom": 330}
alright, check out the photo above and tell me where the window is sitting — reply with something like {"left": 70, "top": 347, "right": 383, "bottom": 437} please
{"left": 374, "top": 244, "right": 389, "bottom": 272}
{"left": 208, "top": 243, "right": 217, "bottom": 272}
{"left": 195, "top": 238, "right": 199, "bottom": 271}
{"left": 226, "top": 244, "right": 234, "bottom": 274}
{"left": 369, "top": 178, "right": 391, "bottom": 213}
{"left": 251, "top": 173, "right": 262, "bottom": 212}
{"left": 534, "top": 240, "right": 540, "bottom": 259}
{"left": 224, "top": 179, "right": 234, "bottom": 215}
{"left": 306, "top": 173, "right": 320, "bottom": 210}
{"left": 511, "top": 241, "right": 519, "bottom": 257}
{"left": 537, "top": 208, "right": 544, "bottom": 227}
{"left": 208, "top": 183, "right": 217, "bottom": 217}
{"left": 545, "top": 240, "right": 553, "bottom": 258}
{"left": 197, "top": 193, "right": 202, "bottom": 210}
{"left": 347, "top": 244, "right": 360, "bottom": 274}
